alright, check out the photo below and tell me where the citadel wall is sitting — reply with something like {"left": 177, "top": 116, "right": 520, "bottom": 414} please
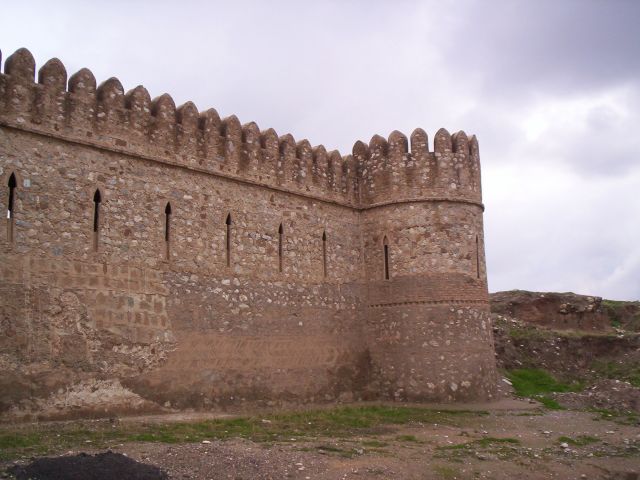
{"left": 0, "top": 48, "right": 497, "bottom": 420}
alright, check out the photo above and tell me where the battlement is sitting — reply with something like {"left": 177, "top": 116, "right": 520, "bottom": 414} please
{"left": 0, "top": 47, "right": 481, "bottom": 209}
{"left": 352, "top": 127, "right": 481, "bottom": 206}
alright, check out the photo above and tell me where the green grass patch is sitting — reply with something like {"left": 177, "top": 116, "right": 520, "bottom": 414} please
{"left": 590, "top": 439, "right": 640, "bottom": 458}
{"left": 433, "top": 464, "right": 461, "bottom": 479}
{"left": 361, "top": 439, "right": 388, "bottom": 447}
{"left": 316, "top": 444, "right": 356, "bottom": 457}
{"left": 557, "top": 435, "right": 600, "bottom": 446}
{"left": 602, "top": 299, "right": 636, "bottom": 308}
{"left": 589, "top": 408, "right": 640, "bottom": 426}
{"left": 437, "top": 437, "right": 520, "bottom": 451}
{"left": 506, "top": 368, "right": 583, "bottom": 410}
{"left": 591, "top": 360, "right": 640, "bottom": 387}
{"left": 0, "top": 405, "right": 486, "bottom": 462}
{"left": 537, "top": 395, "right": 565, "bottom": 410}
{"left": 435, "top": 437, "right": 522, "bottom": 461}
{"left": 507, "top": 368, "right": 584, "bottom": 397}
{"left": 439, "top": 442, "right": 469, "bottom": 451}
{"left": 602, "top": 299, "right": 640, "bottom": 331}
{"left": 474, "top": 437, "right": 520, "bottom": 447}
{"left": 395, "top": 434, "right": 420, "bottom": 443}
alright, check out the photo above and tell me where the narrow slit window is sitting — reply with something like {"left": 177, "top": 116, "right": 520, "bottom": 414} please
{"left": 225, "top": 213, "right": 232, "bottom": 267}
{"left": 383, "top": 235, "right": 390, "bottom": 280}
{"left": 92, "top": 189, "right": 101, "bottom": 251}
{"left": 475, "top": 234, "right": 480, "bottom": 279}
{"left": 278, "top": 223, "right": 284, "bottom": 273}
{"left": 164, "top": 202, "right": 172, "bottom": 260}
{"left": 322, "top": 230, "right": 327, "bottom": 278}
{"left": 7, "top": 173, "right": 17, "bottom": 243}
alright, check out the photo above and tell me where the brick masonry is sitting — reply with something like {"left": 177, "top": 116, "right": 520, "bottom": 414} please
{"left": 0, "top": 48, "right": 497, "bottom": 420}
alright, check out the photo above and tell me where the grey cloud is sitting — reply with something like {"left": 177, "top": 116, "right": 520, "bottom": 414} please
{"left": 444, "top": 0, "right": 640, "bottom": 97}
{"left": 518, "top": 89, "right": 639, "bottom": 176}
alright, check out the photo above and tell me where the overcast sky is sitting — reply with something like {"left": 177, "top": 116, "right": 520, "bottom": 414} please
{"left": 2, "top": 0, "right": 639, "bottom": 300}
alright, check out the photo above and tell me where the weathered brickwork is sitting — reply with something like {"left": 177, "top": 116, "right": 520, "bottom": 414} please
{"left": 0, "top": 48, "right": 497, "bottom": 420}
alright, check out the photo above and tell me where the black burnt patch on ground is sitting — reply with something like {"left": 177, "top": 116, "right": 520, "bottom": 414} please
{"left": 9, "top": 451, "right": 167, "bottom": 480}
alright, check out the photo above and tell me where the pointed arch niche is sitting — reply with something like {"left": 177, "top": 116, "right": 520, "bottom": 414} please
{"left": 6, "top": 173, "right": 17, "bottom": 243}
{"left": 278, "top": 223, "right": 284, "bottom": 273}
{"left": 164, "top": 202, "right": 172, "bottom": 260}
{"left": 383, "top": 235, "right": 390, "bottom": 280}
{"left": 475, "top": 234, "right": 480, "bottom": 279}
{"left": 225, "top": 213, "right": 233, "bottom": 267}
{"left": 92, "top": 189, "right": 101, "bottom": 251}
{"left": 322, "top": 230, "right": 327, "bottom": 278}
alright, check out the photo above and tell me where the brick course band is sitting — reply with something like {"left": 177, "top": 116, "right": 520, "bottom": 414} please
{"left": 368, "top": 299, "right": 490, "bottom": 308}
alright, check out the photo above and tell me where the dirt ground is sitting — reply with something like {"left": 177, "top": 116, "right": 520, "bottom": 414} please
{"left": 2, "top": 398, "right": 639, "bottom": 480}
{"left": 118, "top": 406, "right": 640, "bottom": 479}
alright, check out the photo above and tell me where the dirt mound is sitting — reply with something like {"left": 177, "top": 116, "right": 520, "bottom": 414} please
{"left": 491, "top": 290, "right": 640, "bottom": 415}
{"left": 8, "top": 452, "right": 168, "bottom": 480}
{"left": 491, "top": 290, "right": 640, "bottom": 332}
{"left": 490, "top": 290, "right": 609, "bottom": 331}
{"left": 494, "top": 318, "right": 640, "bottom": 380}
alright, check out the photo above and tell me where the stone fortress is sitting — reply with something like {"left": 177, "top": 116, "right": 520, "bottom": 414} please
{"left": 0, "top": 48, "right": 497, "bottom": 420}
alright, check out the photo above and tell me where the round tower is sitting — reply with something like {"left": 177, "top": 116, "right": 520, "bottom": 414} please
{"left": 354, "top": 128, "right": 497, "bottom": 402}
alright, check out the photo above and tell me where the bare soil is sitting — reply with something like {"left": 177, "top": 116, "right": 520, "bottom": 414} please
{"left": 105, "top": 408, "right": 640, "bottom": 479}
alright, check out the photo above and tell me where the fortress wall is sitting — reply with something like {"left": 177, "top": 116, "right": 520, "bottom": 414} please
{"left": 0, "top": 126, "right": 368, "bottom": 418}
{"left": 361, "top": 202, "right": 496, "bottom": 401}
{"left": 0, "top": 47, "right": 498, "bottom": 419}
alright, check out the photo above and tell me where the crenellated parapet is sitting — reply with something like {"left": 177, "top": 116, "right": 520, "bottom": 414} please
{"left": 0, "top": 48, "right": 482, "bottom": 209}
{"left": 0, "top": 48, "right": 359, "bottom": 205}
{"left": 353, "top": 127, "right": 482, "bottom": 208}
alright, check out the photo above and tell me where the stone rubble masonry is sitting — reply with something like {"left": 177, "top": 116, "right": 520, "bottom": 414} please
{"left": 0, "top": 48, "right": 497, "bottom": 420}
